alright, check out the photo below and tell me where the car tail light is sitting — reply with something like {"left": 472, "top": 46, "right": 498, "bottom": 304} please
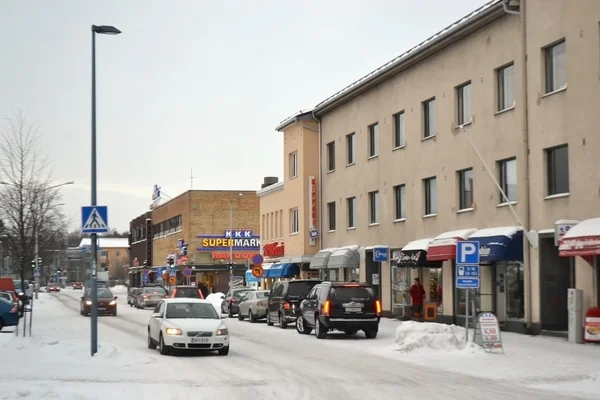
{"left": 321, "top": 300, "right": 330, "bottom": 316}
{"left": 143, "top": 294, "right": 148, "bottom": 298}
{"left": 343, "top": 284, "right": 361, "bottom": 287}
{"left": 375, "top": 300, "right": 382, "bottom": 316}
{"left": 231, "top": 297, "right": 236, "bottom": 304}
{"left": 283, "top": 301, "right": 290, "bottom": 310}
{"left": 10, "top": 304, "right": 18, "bottom": 313}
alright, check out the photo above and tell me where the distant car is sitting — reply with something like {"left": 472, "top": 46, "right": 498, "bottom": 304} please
{"left": 0, "top": 297, "right": 19, "bottom": 331}
{"left": 237, "top": 290, "right": 269, "bottom": 322}
{"left": 136, "top": 286, "right": 169, "bottom": 309}
{"left": 168, "top": 285, "right": 205, "bottom": 300}
{"left": 47, "top": 283, "right": 61, "bottom": 293}
{"left": 72, "top": 282, "right": 84, "bottom": 290}
{"left": 80, "top": 287, "right": 118, "bottom": 316}
{"left": 221, "top": 287, "right": 255, "bottom": 317}
{"left": 147, "top": 298, "right": 230, "bottom": 356}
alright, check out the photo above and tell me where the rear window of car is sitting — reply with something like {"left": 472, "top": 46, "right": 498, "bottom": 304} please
{"left": 174, "top": 288, "right": 201, "bottom": 298}
{"left": 0, "top": 293, "right": 12, "bottom": 301}
{"left": 256, "top": 292, "right": 269, "bottom": 299}
{"left": 144, "top": 287, "right": 167, "bottom": 295}
{"left": 287, "top": 281, "right": 321, "bottom": 298}
{"left": 233, "top": 289, "right": 252, "bottom": 299}
{"left": 330, "top": 286, "right": 374, "bottom": 301}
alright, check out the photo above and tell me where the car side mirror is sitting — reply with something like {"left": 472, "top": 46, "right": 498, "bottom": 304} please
{"left": 81, "top": 296, "right": 85, "bottom": 300}
{"left": 220, "top": 313, "right": 228, "bottom": 318}
{"left": 151, "top": 313, "right": 162, "bottom": 318}
{"left": 114, "top": 296, "right": 118, "bottom": 300}
{"left": 220, "top": 295, "right": 225, "bottom": 300}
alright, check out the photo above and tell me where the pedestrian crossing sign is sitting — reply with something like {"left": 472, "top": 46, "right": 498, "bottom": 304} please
{"left": 81, "top": 206, "right": 109, "bottom": 234}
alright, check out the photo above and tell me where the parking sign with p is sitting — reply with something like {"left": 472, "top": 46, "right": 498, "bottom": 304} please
{"left": 456, "top": 241, "right": 480, "bottom": 265}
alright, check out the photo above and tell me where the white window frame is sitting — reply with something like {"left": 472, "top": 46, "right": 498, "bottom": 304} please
{"left": 544, "top": 40, "right": 566, "bottom": 94}
{"left": 368, "top": 191, "right": 379, "bottom": 224}
{"left": 327, "top": 201, "right": 336, "bottom": 231}
{"left": 327, "top": 141, "right": 335, "bottom": 172}
{"left": 347, "top": 197, "right": 356, "bottom": 228}
{"left": 497, "top": 63, "right": 515, "bottom": 111}
{"left": 394, "top": 184, "right": 406, "bottom": 220}
{"left": 368, "top": 123, "right": 379, "bottom": 158}
{"left": 457, "top": 82, "right": 472, "bottom": 125}
{"left": 346, "top": 133, "right": 356, "bottom": 165}
{"left": 289, "top": 208, "right": 299, "bottom": 234}
{"left": 393, "top": 111, "right": 405, "bottom": 148}
{"left": 289, "top": 151, "right": 298, "bottom": 179}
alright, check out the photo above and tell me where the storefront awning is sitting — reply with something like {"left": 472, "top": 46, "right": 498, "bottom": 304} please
{"left": 469, "top": 226, "right": 524, "bottom": 262}
{"left": 398, "top": 238, "right": 440, "bottom": 267}
{"left": 266, "top": 263, "right": 300, "bottom": 279}
{"left": 309, "top": 248, "right": 335, "bottom": 269}
{"left": 427, "top": 228, "right": 478, "bottom": 261}
{"left": 559, "top": 218, "right": 600, "bottom": 257}
{"left": 327, "top": 246, "right": 360, "bottom": 269}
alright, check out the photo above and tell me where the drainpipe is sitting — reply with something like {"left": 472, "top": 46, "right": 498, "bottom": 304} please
{"left": 311, "top": 111, "right": 324, "bottom": 278}
{"left": 502, "top": 0, "right": 520, "bottom": 15}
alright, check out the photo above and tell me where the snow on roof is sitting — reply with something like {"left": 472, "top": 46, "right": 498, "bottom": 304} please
{"left": 79, "top": 238, "right": 130, "bottom": 249}
{"left": 313, "top": 0, "right": 502, "bottom": 114}
{"left": 402, "top": 238, "right": 434, "bottom": 252}
{"left": 563, "top": 218, "right": 600, "bottom": 239}
{"left": 275, "top": 109, "right": 313, "bottom": 131}
{"left": 471, "top": 226, "right": 523, "bottom": 238}
{"left": 433, "top": 228, "right": 478, "bottom": 241}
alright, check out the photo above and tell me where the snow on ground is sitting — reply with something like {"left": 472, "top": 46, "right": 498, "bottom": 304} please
{"left": 110, "top": 284, "right": 128, "bottom": 294}
{"left": 206, "top": 292, "right": 224, "bottom": 313}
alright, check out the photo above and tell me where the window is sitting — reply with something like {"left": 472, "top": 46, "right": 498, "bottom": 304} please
{"left": 326, "top": 141, "right": 335, "bottom": 172}
{"left": 498, "top": 158, "right": 517, "bottom": 203}
{"left": 423, "top": 177, "right": 437, "bottom": 215}
{"left": 393, "top": 184, "right": 406, "bottom": 220}
{"left": 368, "top": 123, "right": 379, "bottom": 157}
{"left": 546, "top": 144, "right": 569, "bottom": 195}
{"left": 497, "top": 63, "right": 515, "bottom": 111}
{"left": 290, "top": 208, "right": 299, "bottom": 234}
{"left": 289, "top": 151, "right": 298, "bottom": 178}
{"left": 116, "top": 251, "right": 120, "bottom": 257}
{"left": 346, "top": 132, "right": 356, "bottom": 165}
{"left": 457, "top": 82, "right": 472, "bottom": 125}
{"left": 423, "top": 98, "right": 436, "bottom": 138}
{"left": 327, "top": 201, "right": 336, "bottom": 231}
{"left": 458, "top": 168, "right": 474, "bottom": 210}
{"left": 544, "top": 40, "right": 566, "bottom": 93}
{"left": 394, "top": 111, "right": 405, "bottom": 148}
{"left": 368, "top": 191, "right": 379, "bottom": 224}
{"left": 346, "top": 197, "right": 356, "bottom": 228}
{"left": 506, "top": 263, "right": 524, "bottom": 319}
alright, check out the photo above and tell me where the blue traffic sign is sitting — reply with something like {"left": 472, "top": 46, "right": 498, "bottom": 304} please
{"left": 143, "top": 275, "right": 149, "bottom": 283}
{"left": 456, "top": 265, "right": 480, "bottom": 289}
{"left": 81, "top": 206, "right": 109, "bottom": 234}
{"left": 169, "top": 267, "right": 176, "bottom": 277}
{"left": 34, "top": 268, "right": 40, "bottom": 277}
{"left": 373, "top": 247, "right": 388, "bottom": 262}
{"left": 456, "top": 241, "right": 480, "bottom": 265}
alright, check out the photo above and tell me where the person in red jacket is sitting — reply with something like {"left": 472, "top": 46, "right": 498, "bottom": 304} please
{"left": 410, "top": 278, "right": 426, "bottom": 318}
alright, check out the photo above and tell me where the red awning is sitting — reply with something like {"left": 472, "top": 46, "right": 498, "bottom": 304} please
{"left": 427, "top": 228, "right": 478, "bottom": 261}
{"left": 559, "top": 218, "right": 600, "bottom": 257}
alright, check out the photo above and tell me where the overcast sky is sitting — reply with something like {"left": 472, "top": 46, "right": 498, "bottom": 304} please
{"left": 0, "top": 0, "right": 489, "bottom": 232}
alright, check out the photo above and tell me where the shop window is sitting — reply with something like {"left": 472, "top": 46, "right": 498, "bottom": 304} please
{"left": 456, "top": 81, "right": 472, "bottom": 125}
{"left": 506, "top": 262, "right": 525, "bottom": 319}
{"left": 546, "top": 144, "right": 569, "bottom": 196}
{"left": 326, "top": 141, "right": 335, "bottom": 172}
{"left": 368, "top": 191, "right": 379, "bottom": 224}
{"left": 346, "top": 132, "right": 356, "bottom": 165}
{"left": 346, "top": 196, "right": 356, "bottom": 228}
{"left": 544, "top": 40, "right": 566, "bottom": 94}
{"left": 327, "top": 201, "right": 336, "bottom": 231}
{"left": 391, "top": 262, "right": 411, "bottom": 317}
{"left": 498, "top": 157, "right": 517, "bottom": 203}
{"left": 422, "top": 97, "right": 436, "bottom": 138}
{"left": 423, "top": 176, "right": 437, "bottom": 215}
{"left": 393, "top": 111, "right": 405, "bottom": 148}
{"left": 496, "top": 63, "right": 515, "bottom": 111}
{"left": 429, "top": 267, "right": 443, "bottom": 307}
{"left": 368, "top": 123, "right": 379, "bottom": 158}
{"left": 457, "top": 168, "right": 474, "bottom": 210}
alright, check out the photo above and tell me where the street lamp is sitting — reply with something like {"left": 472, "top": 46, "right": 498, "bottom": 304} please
{"left": 90, "top": 24, "right": 121, "bottom": 357}
{"left": 228, "top": 193, "right": 243, "bottom": 287}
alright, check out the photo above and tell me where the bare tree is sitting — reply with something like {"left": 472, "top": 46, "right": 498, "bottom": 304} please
{"left": 0, "top": 111, "right": 68, "bottom": 285}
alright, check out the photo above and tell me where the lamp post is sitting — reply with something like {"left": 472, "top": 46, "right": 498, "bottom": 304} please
{"left": 90, "top": 24, "right": 121, "bottom": 357}
{"left": 228, "top": 194, "right": 243, "bottom": 288}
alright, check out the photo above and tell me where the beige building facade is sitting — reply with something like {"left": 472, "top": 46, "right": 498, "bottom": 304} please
{"left": 257, "top": 115, "right": 321, "bottom": 285}
{"left": 278, "top": 0, "right": 600, "bottom": 335}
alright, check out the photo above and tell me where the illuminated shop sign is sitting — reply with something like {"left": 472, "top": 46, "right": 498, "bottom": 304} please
{"left": 197, "top": 230, "right": 261, "bottom": 251}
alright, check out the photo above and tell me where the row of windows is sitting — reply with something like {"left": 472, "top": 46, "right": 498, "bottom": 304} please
{"left": 262, "top": 210, "right": 284, "bottom": 241}
{"left": 325, "top": 145, "right": 569, "bottom": 230}
{"left": 152, "top": 215, "right": 182, "bottom": 238}
{"left": 132, "top": 225, "right": 147, "bottom": 242}
{"left": 323, "top": 40, "right": 566, "bottom": 172}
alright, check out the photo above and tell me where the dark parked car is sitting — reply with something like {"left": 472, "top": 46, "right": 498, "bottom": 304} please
{"left": 0, "top": 297, "right": 19, "bottom": 331}
{"left": 221, "top": 287, "right": 255, "bottom": 317}
{"left": 295, "top": 281, "right": 381, "bottom": 339}
{"left": 168, "top": 285, "right": 204, "bottom": 299}
{"left": 80, "top": 287, "right": 118, "bottom": 316}
{"left": 266, "top": 279, "right": 322, "bottom": 328}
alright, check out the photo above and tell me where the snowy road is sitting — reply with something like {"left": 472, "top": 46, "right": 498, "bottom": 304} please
{"left": 5, "top": 290, "right": 571, "bottom": 400}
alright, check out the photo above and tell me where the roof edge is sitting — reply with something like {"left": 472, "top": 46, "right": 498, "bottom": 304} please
{"left": 256, "top": 181, "right": 284, "bottom": 197}
{"left": 275, "top": 110, "right": 314, "bottom": 132}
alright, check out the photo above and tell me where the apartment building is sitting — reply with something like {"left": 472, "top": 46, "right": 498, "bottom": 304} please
{"left": 278, "top": 0, "right": 600, "bottom": 335}
{"left": 257, "top": 114, "right": 321, "bottom": 287}
{"left": 79, "top": 238, "right": 129, "bottom": 280}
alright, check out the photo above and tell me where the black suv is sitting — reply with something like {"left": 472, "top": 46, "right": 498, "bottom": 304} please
{"left": 266, "top": 279, "right": 322, "bottom": 328}
{"left": 295, "top": 281, "right": 381, "bottom": 339}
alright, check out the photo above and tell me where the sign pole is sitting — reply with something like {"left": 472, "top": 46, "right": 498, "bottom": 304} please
{"left": 455, "top": 240, "right": 480, "bottom": 346}
{"left": 465, "top": 289, "right": 469, "bottom": 344}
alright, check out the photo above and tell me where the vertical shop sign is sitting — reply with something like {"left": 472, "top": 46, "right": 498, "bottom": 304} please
{"left": 308, "top": 176, "right": 317, "bottom": 246}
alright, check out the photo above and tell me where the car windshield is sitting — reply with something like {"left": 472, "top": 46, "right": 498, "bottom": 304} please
{"left": 233, "top": 289, "right": 252, "bottom": 299}
{"left": 165, "top": 302, "right": 218, "bottom": 319}
{"left": 97, "top": 288, "right": 113, "bottom": 298}
{"left": 287, "top": 281, "right": 320, "bottom": 297}
{"left": 144, "top": 287, "right": 167, "bottom": 295}
{"left": 256, "top": 291, "right": 269, "bottom": 299}
{"left": 173, "top": 287, "right": 200, "bottom": 298}
{"left": 330, "top": 286, "right": 374, "bottom": 301}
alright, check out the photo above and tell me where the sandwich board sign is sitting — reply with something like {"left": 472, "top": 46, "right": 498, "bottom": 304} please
{"left": 473, "top": 312, "right": 504, "bottom": 353}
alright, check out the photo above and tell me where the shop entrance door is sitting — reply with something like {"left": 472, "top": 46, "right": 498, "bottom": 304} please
{"left": 539, "top": 237, "right": 572, "bottom": 331}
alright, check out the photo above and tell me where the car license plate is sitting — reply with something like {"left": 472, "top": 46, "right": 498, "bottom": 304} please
{"left": 345, "top": 307, "right": 362, "bottom": 312}
{"left": 191, "top": 337, "right": 209, "bottom": 343}
{"left": 97, "top": 307, "right": 106, "bottom": 311}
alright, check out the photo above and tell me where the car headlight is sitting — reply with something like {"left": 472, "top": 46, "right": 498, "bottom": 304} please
{"left": 18, "top": 292, "right": 24, "bottom": 296}
{"left": 165, "top": 328, "right": 182, "bottom": 335}
{"left": 109, "top": 300, "right": 116, "bottom": 305}
{"left": 85, "top": 300, "right": 92, "bottom": 305}
{"left": 216, "top": 326, "right": 228, "bottom": 336}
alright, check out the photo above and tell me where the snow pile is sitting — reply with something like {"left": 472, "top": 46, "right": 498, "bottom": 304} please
{"left": 395, "top": 321, "right": 469, "bottom": 352}
{"left": 111, "top": 285, "right": 128, "bottom": 293}
{"left": 206, "top": 292, "right": 225, "bottom": 313}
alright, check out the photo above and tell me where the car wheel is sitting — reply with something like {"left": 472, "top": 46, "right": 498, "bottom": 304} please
{"left": 248, "top": 310, "right": 256, "bottom": 323}
{"left": 238, "top": 311, "right": 244, "bottom": 321}
{"left": 129, "top": 303, "right": 133, "bottom": 307}
{"left": 147, "top": 330, "right": 156, "bottom": 349}
{"left": 0, "top": 317, "right": 4, "bottom": 331}
{"left": 296, "top": 316, "right": 312, "bottom": 335}
{"left": 228, "top": 307, "right": 234, "bottom": 318}
{"left": 314, "top": 316, "right": 327, "bottom": 339}
{"left": 218, "top": 345, "right": 229, "bottom": 356}
{"left": 278, "top": 313, "right": 288, "bottom": 329}
{"left": 364, "top": 329, "right": 378, "bottom": 339}
{"left": 158, "top": 333, "right": 170, "bottom": 355}
{"left": 266, "top": 312, "right": 274, "bottom": 326}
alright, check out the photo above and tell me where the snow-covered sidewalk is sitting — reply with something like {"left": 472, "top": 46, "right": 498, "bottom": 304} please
{"left": 368, "top": 318, "right": 600, "bottom": 399}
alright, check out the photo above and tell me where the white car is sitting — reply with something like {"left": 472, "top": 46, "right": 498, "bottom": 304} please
{"left": 147, "top": 298, "right": 230, "bottom": 356}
